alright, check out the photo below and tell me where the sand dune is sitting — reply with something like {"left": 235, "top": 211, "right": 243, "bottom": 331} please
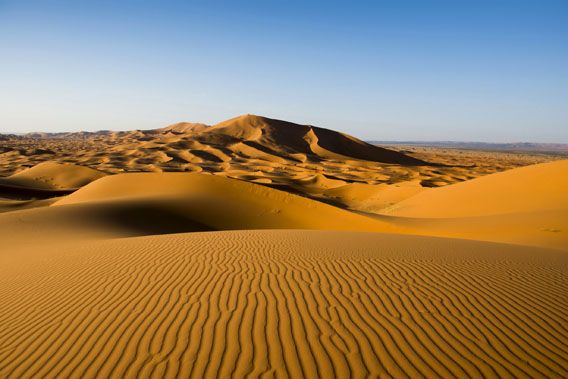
{"left": 1, "top": 230, "right": 567, "bottom": 379}
{"left": 0, "top": 160, "right": 565, "bottom": 249}
{"left": 0, "top": 162, "right": 106, "bottom": 206}
{"left": 0, "top": 172, "right": 404, "bottom": 247}
{"left": 207, "top": 115, "right": 426, "bottom": 165}
{"left": 0, "top": 161, "right": 105, "bottom": 191}
{"left": 379, "top": 160, "right": 568, "bottom": 249}
{"left": 388, "top": 209, "right": 568, "bottom": 250}
{"left": 388, "top": 159, "right": 568, "bottom": 218}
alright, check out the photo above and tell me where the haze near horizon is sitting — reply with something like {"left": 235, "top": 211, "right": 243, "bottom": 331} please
{"left": 1, "top": 0, "right": 567, "bottom": 142}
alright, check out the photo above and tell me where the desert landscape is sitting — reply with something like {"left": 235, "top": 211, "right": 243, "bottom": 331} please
{"left": 1, "top": 115, "right": 567, "bottom": 378}
{"left": 3, "top": 0, "right": 568, "bottom": 377}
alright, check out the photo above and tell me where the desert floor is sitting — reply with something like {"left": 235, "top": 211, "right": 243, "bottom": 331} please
{"left": 1, "top": 115, "right": 567, "bottom": 378}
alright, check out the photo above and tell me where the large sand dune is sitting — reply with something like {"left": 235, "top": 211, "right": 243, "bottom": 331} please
{"left": 1, "top": 231, "right": 567, "bottom": 378}
{"left": 0, "top": 172, "right": 404, "bottom": 246}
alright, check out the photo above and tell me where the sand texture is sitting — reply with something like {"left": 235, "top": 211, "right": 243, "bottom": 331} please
{"left": 1, "top": 231, "right": 567, "bottom": 379}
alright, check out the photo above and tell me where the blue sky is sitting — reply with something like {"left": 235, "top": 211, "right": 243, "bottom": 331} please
{"left": 1, "top": 0, "right": 567, "bottom": 142}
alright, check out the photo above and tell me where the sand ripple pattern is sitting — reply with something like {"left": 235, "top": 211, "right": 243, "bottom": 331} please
{"left": 1, "top": 230, "right": 567, "bottom": 378}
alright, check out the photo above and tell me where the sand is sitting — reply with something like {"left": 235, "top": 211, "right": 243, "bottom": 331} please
{"left": 1, "top": 231, "right": 567, "bottom": 378}
{"left": 385, "top": 159, "right": 568, "bottom": 218}
{"left": 1, "top": 115, "right": 567, "bottom": 378}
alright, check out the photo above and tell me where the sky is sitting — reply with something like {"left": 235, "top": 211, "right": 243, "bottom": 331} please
{"left": 1, "top": 0, "right": 567, "bottom": 142}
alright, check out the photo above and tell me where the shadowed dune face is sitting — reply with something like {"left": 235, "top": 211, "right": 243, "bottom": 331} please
{"left": 1, "top": 231, "right": 567, "bottom": 378}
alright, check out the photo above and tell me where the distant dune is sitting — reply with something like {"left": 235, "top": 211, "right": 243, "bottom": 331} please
{"left": 205, "top": 115, "right": 427, "bottom": 165}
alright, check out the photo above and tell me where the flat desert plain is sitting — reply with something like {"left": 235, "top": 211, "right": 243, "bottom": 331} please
{"left": 1, "top": 115, "right": 567, "bottom": 378}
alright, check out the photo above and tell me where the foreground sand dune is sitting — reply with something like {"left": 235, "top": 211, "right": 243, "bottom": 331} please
{"left": 1, "top": 230, "right": 567, "bottom": 378}
{"left": 388, "top": 209, "right": 568, "bottom": 250}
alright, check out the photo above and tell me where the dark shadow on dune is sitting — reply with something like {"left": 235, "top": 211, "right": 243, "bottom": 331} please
{"left": 312, "top": 126, "right": 431, "bottom": 166}
{"left": 0, "top": 183, "right": 75, "bottom": 200}
{"left": 97, "top": 203, "right": 215, "bottom": 236}
{"left": 190, "top": 150, "right": 225, "bottom": 163}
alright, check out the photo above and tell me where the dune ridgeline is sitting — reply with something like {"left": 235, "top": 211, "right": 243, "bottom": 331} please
{"left": 1, "top": 115, "right": 567, "bottom": 378}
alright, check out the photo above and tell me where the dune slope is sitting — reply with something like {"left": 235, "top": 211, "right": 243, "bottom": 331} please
{"left": 379, "top": 160, "right": 568, "bottom": 249}
{"left": 0, "top": 162, "right": 106, "bottom": 204}
{"left": 0, "top": 172, "right": 404, "bottom": 246}
{"left": 0, "top": 161, "right": 106, "bottom": 190}
{"left": 1, "top": 230, "right": 567, "bottom": 379}
{"left": 52, "top": 172, "right": 399, "bottom": 233}
{"left": 388, "top": 159, "right": 568, "bottom": 218}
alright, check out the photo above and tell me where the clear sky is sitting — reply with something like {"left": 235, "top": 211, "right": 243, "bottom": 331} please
{"left": 1, "top": 0, "right": 567, "bottom": 142}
